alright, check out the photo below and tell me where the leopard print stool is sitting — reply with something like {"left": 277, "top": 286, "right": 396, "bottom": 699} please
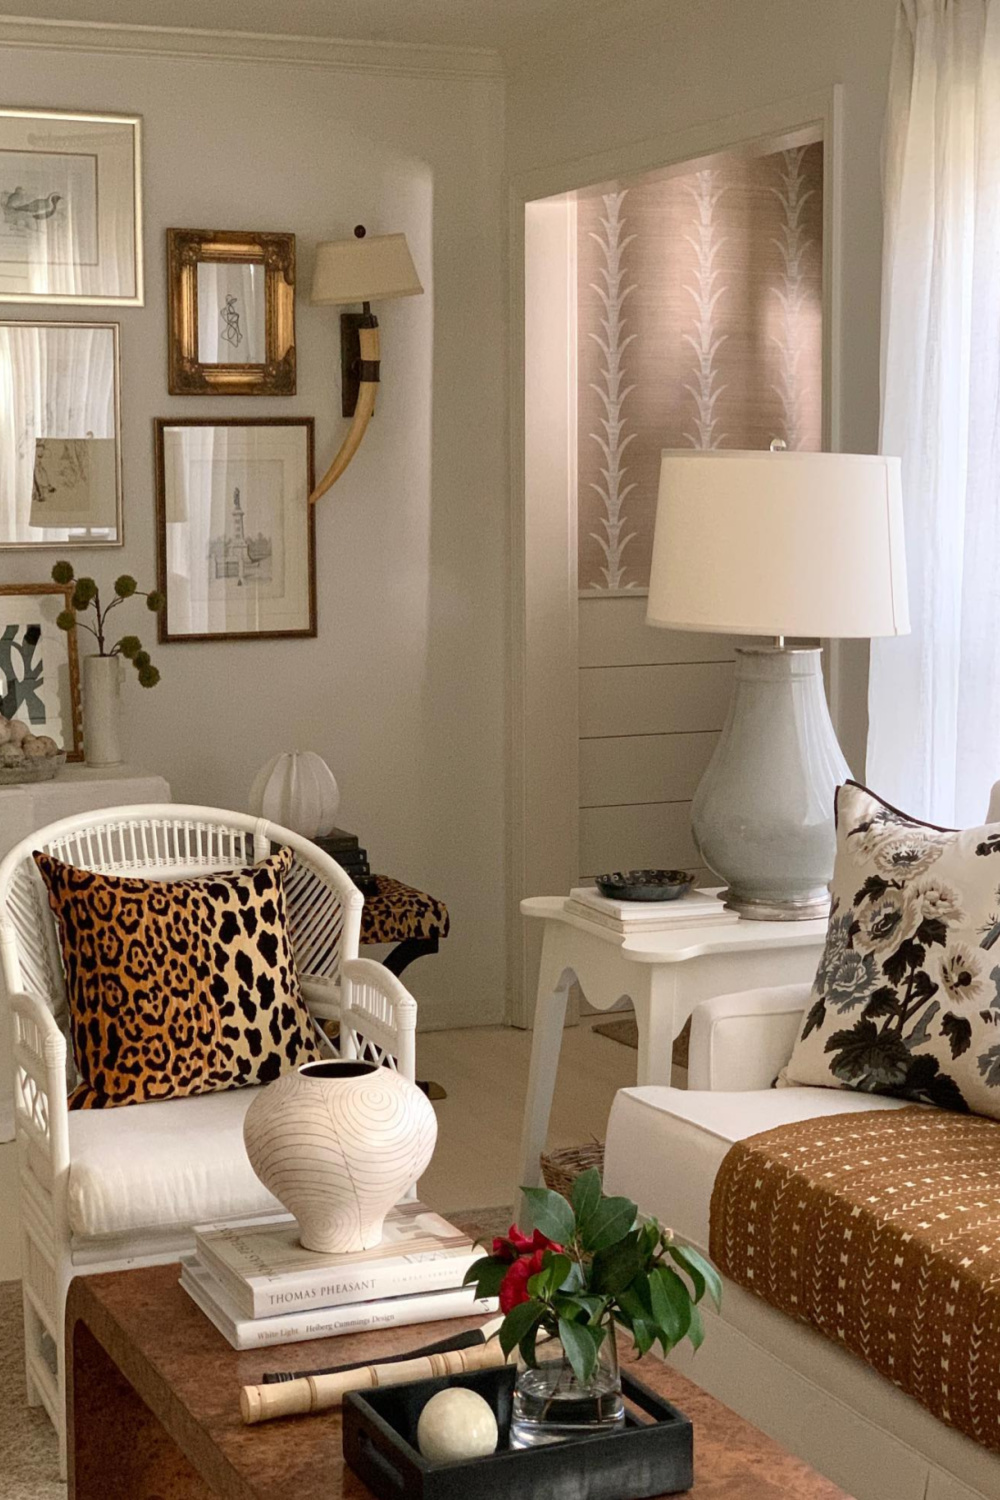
{"left": 359, "top": 876, "right": 450, "bottom": 949}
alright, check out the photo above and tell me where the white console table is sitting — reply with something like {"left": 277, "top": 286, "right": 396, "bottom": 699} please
{"left": 515, "top": 895, "right": 827, "bottom": 1204}
{"left": 0, "top": 765, "right": 172, "bottom": 1140}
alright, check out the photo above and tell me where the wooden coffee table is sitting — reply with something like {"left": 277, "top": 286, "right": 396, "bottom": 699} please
{"left": 67, "top": 1264, "right": 852, "bottom": 1499}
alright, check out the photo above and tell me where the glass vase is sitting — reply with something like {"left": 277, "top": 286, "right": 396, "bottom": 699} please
{"left": 510, "top": 1322, "right": 625, "bottom": 1448}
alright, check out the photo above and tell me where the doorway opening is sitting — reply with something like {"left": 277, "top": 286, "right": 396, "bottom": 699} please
{"left": 512, "top": 96, "right": 839, "bottom": 1026}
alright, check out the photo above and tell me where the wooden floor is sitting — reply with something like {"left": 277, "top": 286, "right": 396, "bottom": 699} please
{"left": 417, "top": 1016, "right": 643, "bottom": 1213}
{"left": 0, "top": 1019, "right": 645, "bottom": 1282}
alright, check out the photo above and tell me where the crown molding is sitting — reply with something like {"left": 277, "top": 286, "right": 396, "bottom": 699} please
{"left": 0, "top": 12, "right": 504, "bottom": 79}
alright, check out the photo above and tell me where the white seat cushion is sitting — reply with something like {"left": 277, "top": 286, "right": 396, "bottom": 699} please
{"left": 67, "top": 1086, "right": 282, "bottom": 1240}
{"left": 603, "top": 1086, "right": 910, "bottom": 1250}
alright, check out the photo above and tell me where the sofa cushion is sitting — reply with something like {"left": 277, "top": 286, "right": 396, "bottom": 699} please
{"left": 35, "top": 846, "right": 320, "bottom": 1110}
{"left": 781, "top": 781, "right": 1000, "bottom": 1119}
{"left": 603, "top": 1085, "right": 908, "bottom": 1250}
{"left": 67, "top": 1085, "right": 281, "bottom": 1239}
{"left": 710, "top": 1104, "right": 1000, "bottom": 1455}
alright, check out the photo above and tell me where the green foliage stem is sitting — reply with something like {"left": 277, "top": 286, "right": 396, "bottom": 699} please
{"left": 51, "top": 560, "right": 166, "bottom": 689}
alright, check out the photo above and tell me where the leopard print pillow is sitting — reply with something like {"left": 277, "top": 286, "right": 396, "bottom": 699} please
{"left": 34, "top": 846, "right": 321, "bottom": 1110}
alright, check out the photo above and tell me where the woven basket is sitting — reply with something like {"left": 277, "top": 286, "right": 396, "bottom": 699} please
{"left": 540, "top": 1140, "right": 605, "bottom": 1201}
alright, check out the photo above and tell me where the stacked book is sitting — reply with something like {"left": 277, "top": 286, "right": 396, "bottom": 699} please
{"left": 181, "top": 1201, "right": 496, "bottom": 1350}
{"left": 313, "top": 827, "right": 378, "bottom": 896}
{"left": 565, "top": 885, "right": 740, "bottom": 935}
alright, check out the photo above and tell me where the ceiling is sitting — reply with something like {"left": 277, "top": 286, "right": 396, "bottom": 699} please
{"left": 10, "top": 0, "right": 631, "bottom": 53}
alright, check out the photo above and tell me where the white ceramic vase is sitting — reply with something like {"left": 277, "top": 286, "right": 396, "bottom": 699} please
{"left": 83, "top": 653, "right": 125, "bottom": 768}
{"left": 248, "top": 751, "right": 340, "bottom": 839}
{"left": 243, "top": 1059, "right": 437, "bottom": 1253}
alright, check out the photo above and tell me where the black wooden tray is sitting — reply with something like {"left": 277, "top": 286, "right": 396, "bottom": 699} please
{"left": 342, "top": 1363, "right": 693, "bottom": 1500}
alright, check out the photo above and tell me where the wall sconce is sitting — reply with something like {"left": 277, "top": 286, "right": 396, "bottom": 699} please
{"left": 309, "top": 227, "right": 423, "bottom": 503}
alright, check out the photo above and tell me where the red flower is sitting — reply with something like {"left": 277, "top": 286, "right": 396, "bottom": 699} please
{"left": 491, "top": 1224, "right": 560, "bottom": 1263}
{"left": 492, "top": 1224, "right": 565, "bottom": 1313}
{"left": 500, "top": 1248, "right": 548, "bottom": 1313}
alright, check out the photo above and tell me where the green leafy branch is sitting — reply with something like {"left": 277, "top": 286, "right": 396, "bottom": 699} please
{"left": 51, "top": 561, "right": 165, "bottom": 688}
{"left": 464, "top": 1169, "right": 721, "bottom": 1386}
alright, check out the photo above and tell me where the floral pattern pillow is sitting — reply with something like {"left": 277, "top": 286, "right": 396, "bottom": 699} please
{"left": 780, "top": 781, "right": 1000, "bottom": 1118}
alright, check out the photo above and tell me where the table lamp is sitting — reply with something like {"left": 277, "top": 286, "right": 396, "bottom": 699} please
{"left": 647, "top": 448, "right": 908, "bottom": 919}
{"left": 309, "top": 227, "right": 423, "bottom": 504}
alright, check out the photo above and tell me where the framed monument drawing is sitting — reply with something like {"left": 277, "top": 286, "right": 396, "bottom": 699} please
{"left": 0, "top": 583, "right": 83, "bottom": 758}
{"left": 166, "top": 229, "right": 296, "bottom": 394}
{"left": 154, "top": 418, "right": 315, "bottom": 643}
{"left": 0, "top": 321, "right": 123, "bottom": 548}
{"left": 0, "top": 108, "right": 142, "bottom": 305}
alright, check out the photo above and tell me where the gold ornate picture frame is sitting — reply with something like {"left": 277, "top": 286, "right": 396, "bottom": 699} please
{"left": 166, "top": 229, "right": 295, "bottom": 395}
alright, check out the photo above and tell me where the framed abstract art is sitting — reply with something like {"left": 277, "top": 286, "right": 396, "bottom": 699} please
{"left": 0, "top": 583, "right": 83, "bottom": 758}
{"left": 0, "top": 108, "right": 142, "bottom": 305}
{"left": 154, "top": 417, "right": 316, "bottom": 643}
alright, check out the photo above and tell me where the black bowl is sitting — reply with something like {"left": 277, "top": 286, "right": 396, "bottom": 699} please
{"left": 594, "top": 870, "right": 695, "bottom": 902}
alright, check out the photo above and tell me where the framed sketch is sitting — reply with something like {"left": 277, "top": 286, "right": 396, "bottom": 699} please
{"left": 154, "top": 418, "right": 315, "bottom": 642}
{"left": 0, "top": 321, "right": 122, "bottom": 549}
{"left": 167, "top": 229, "right": 295, "bottom": 395}
{"left": 0, "top": 583, "right": 83, "bottom": 758}
{"left": 0, "top": 108, "right": 142, "bottom": 305}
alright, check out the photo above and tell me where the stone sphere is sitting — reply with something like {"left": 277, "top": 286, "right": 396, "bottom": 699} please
{"left": 416, "top": 1388, "right": 498, "bottom": 1463}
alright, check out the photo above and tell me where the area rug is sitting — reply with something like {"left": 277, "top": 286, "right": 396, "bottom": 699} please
{"left": 0, "top": 1282, "right": 62, "bottom": 1499}
{"left": 0, "top": 1206, "right": 514, "bottom": 1497}
{"left": 593, "top": 1015, "right": 690, "bottom": 1068}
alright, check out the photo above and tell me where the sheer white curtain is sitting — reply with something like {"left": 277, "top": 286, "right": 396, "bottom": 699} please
{"left": 868, "top": 0, "right": 1000, "bottom": 826}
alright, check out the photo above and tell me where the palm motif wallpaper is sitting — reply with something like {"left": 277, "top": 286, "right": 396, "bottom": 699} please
{"left": 577, "top": 142, "right": 824, "bottom": 593}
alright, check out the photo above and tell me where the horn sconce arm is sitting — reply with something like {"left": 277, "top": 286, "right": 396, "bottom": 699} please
{"left": 309, "top": 321, "right": 381, "bottom": 504}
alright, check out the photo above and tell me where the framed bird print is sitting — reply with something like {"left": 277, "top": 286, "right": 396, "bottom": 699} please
{"left": 0, "top": 108, "right": 142, "bottom": 305}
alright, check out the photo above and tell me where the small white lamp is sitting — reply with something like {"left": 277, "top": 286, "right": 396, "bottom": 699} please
{"left": 647, "top": 448, "right": 908, "bottom": 918}
{"left": 309, "top": 227, "right": 422, "bottom": 504}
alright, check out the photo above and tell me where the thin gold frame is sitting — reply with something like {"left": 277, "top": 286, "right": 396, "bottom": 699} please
{"left": 0, "top": 320, "right": 124, "bottom": 550}
{"left": 167, "top": 228, "right": 296, "bottom": 395}
{"left": 0, "top": 107, "right": 143, "bottom": 307}
{"left": 0, "top": 582, "right": 83, "bottom": 760}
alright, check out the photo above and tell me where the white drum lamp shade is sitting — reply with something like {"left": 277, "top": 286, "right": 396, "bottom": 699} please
{"left": 311, "top": 233, "right": 423, "bottom": 306}
{"left": 646, "top": 449, "right": 909, "bottom": 919}
{"left": 647, "top": 451, "right": 909, "bottom": 639}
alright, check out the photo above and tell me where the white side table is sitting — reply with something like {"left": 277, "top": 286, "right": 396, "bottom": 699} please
{"left": 0, "top": 765, "right": 172, "bottom": 1140}
{"left": 515, "top": 896, "right": 827, "bottom": 1205}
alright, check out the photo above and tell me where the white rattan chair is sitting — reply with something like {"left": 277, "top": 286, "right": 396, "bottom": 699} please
{"left": 0, "top": 803, "right": 419, "bottom": 1471}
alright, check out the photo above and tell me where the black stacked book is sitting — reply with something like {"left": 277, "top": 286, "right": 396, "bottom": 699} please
{"left": 314, "top": 829, "right": 378, "bottom": 896}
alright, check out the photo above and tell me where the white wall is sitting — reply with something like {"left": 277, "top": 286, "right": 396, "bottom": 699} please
{"left": 0, "top": 34, "right": 506, "bottom": 1029}
{"left": 507, "top": 0, "right": 897, "bottom": 776}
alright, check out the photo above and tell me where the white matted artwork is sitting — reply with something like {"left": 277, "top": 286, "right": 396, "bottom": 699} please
{"left": 0, "top": 109, "right": 142, "bottom": 305}
{"left": 197, "top": 260, "right": 266, "bottom": 365}
{"left": 155, "top": 419, "right": 315, "bottom": 642}
{"left": 0, "top": 321, "right": 122, "bottom": 548}
{"left": 0, "top": 584, "right": 83, "bottom": 757}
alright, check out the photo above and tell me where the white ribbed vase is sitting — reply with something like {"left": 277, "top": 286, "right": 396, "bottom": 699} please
{"left": 243, "top": 1060, "right": 437, "bottom": 1253}
{"left": 248, "top": 751, "right": 340, "bottom": 839}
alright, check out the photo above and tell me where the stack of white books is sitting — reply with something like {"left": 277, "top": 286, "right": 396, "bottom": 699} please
{"left": 180, "top": 1200, "right": 496, "bottom": 1350}
{"left": 565, "top": 885, "right": 740, "bottom": 935}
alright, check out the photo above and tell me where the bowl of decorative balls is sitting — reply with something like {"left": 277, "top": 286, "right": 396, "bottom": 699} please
{"left": 0, "top": 716, "right": 66, "bottom": 784}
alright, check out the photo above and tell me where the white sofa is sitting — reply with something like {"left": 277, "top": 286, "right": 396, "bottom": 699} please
{"left": 604, "top": 983, "right": 1000, "bottom": 1500}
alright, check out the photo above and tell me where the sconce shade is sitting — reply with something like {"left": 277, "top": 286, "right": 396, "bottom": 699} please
{"left": 647, "top": 450, "right": 909, "bottom": 640}
{"left": 311, "top": 233, "right": 423, "bottom": 306}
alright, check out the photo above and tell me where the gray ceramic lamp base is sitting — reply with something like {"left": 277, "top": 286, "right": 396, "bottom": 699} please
{"left": 692, "top": 646, "right": 850, "bottom": 921}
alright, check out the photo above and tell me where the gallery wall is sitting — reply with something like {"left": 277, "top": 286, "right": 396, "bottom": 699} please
{"left": 0, "top": 27, "right": 506, "bottom": 1029}
{"left": 507, "top": 0, "right": 897, "bottom": 776}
